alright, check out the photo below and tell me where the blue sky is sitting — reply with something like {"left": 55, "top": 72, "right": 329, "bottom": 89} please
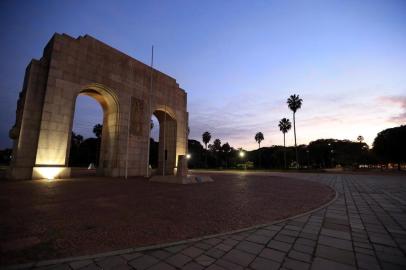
{"left": 0, "top": 0, "right": 405, "bottom": 150}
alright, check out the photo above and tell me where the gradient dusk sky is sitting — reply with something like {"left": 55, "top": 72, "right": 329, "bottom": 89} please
{"left": 0, "top": 0, "right": 405, "bottom": 150}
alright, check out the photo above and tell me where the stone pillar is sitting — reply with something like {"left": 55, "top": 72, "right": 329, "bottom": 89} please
{"left": 8, "top": 60, "right": 48, "bottom": 180}
{"left": 176, "top": 155, "right": 188, "bottom": 177}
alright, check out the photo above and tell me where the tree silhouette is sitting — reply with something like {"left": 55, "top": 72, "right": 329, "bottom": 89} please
{"left": 93, "top": 124, "right": 103, "bottom": 139}
{"left": 202, "top": 131, "right": 211, "bottom": 168}
{"left": 221, "top": 142, "right": 232, "bottom": 168}
{"left": 208, "top": 139, "right": 222, "bottom": 167}
{"left": 357, "top": 135, "right": 364, "bottom": 143}
{"left": 202, "top": 131, "right": 211, "bottom": 149}
{"left": 373, "top": 125, "right": 405, "bottom": 170}
{"left": 71, "top": 132, "right": 84, "bottom": 146}
{"left": 221, "top": 142, "right": 231, "bottom": 152}
{"left": 255, "top": 132, "right": 264, "bottom": 148}
{"left": 255, "top": 132, "right": 264, "bottom": 168}
{"left": 212, "top": 138, "right": 222, "bottom": 151}
{"left": 279, "top": 118, "right": 292, "bottom": 169}
{"left": 287, "top": 94, "right": 303, "bottom": 167}
{"left": 92, "top": 124, "right": 103, "bottom": 166}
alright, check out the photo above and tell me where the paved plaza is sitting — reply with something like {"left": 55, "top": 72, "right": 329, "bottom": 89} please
{"left": 5, "top": 172, "right": 406, "bottom": 270}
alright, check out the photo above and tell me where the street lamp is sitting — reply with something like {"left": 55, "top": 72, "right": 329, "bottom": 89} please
{"left": 239, "top": 150, "right": 246, "bottom": 170}
{"left": 330, "top": 149, "right": 335, "bottom": 167}
{"left": 186, "top": 153, "right": 191, "bottom": 159}
{"left": 306, "top": 150, "right": 310, "bottom": 168}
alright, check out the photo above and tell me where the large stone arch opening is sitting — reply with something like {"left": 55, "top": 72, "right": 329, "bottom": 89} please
{"left": 8, "top": 33, "right": 188, "bottom": 180}
{"left": 68, "top": 84, "right": 120, "bottom": 175}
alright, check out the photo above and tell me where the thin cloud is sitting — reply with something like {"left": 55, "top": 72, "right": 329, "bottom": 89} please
{"left": 377, "top": 95, "right": 406, "bottom": 124}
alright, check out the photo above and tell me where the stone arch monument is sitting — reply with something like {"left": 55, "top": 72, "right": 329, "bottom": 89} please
{"left": 8, "top": 33, "right": 188, "bottom": 180}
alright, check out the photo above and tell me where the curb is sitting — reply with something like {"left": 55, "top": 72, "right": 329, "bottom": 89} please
{"left": 3, "top": 184, "right": 338, "bottom": 270}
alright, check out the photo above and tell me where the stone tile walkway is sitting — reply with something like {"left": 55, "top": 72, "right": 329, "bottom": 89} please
{"left": 9, "top": 173, "right": 406, "bottom": 270}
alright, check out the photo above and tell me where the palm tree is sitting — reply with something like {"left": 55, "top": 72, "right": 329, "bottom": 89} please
{"left": 357, "top": 135, "right": 364, "bottom": 143}
{"left": 255, "top": 132, "right": 264, "bottom": 168}
{"left": 93, "top": 124, "right": 103, "bottom": 139}
{"left": 287, "top": 94, "right": 303, "bottom": 168}
{"left": 202, "top": 131, "right": 211, "bottom": 168}
{"left": 255, "top": 132, "right": 264, "bottom": 148}
{"left": 93, "top": 124, "right": 103, "bottom": 166}
{"left": 279, "top": 118, "right": 292, "bottom": 169}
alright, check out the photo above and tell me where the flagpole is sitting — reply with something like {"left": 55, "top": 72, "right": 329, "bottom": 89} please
{"left": 163, "top": 103, "right": 166, "bottom": 176}
{"left": 146, "top": 45, "right": 154, "bottom": 177}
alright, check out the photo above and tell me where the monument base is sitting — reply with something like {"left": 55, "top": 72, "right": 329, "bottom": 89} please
{"left": 150, "top": 174, "right": 214, "bottom": 184}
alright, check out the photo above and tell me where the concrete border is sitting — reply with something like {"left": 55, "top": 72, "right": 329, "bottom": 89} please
{"left": 3, "top": 183, "right": 338, "bottom": 270}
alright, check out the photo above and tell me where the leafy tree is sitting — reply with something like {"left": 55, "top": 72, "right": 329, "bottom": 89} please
{"left": 221, "top": 142, "right": 232, "bottom": 168}
{"left": 212, "top": 138, "right": 222, "bottom": 151}
{"left": 69, "top": 135, "right": 99, "bottom": 167}
{"left": 149, "top": 138, "right": 159, "bottom": 168}
{"left": 209, "top": 139, "right": 222, "bottom": 167}
{"left": 187, "top": 139, "right": 205, "bottom": 168}
{"left": 373, "top": 125, "right": 406, "bottom": 170}
{"left": 71, "top": 132, "right": 84, "bottom": 146}
{"left": 80, "top": 138, "right": 99, "bottom": 166}
{"left": 278, "top": 118, "right": 292, "bottom": 169}
{"left": 0, "top": 148, "right": 12, "bottom": 165}
{"left": 308, "top": 139, "right": 370, "bottom": 168}
{"left": 221, "top": 142, "right": 231, "bottom": 153}
{"left": 287, "top": 94, "right": 303, "bottom": 167}
{"left": 202, "top": 131, "right": 212, "bottom": 168}
{"left": 69, "top": 132, "right": 83, "bottom": 166}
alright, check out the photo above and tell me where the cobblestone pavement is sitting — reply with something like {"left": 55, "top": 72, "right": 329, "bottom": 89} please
{"left": 10, "top": 173, "right": 406, "bottom": 270}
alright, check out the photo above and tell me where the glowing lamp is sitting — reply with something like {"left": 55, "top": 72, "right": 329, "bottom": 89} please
{"left": 186, "top": 154, "right": 191, "bottom": 159}
{"left": 33, "top": 166, "right": 68, "bottom": 180}
{"left": 239, "top": 151, "right": 245, "bottom": 157}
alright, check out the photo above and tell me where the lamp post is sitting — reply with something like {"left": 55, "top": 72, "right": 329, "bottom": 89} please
{"left": 239, "top": 150, "right": 246, "bottom": 170}
{"left": 306, "top": 150, "right": 310, "bottom": 168}
{"left": 327, "top": 143, "right": 333, "bottom": 168}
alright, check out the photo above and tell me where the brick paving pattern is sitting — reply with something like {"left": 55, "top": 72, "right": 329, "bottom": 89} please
{"left": 8, "top": 173, "right": 406, "bottom": 270}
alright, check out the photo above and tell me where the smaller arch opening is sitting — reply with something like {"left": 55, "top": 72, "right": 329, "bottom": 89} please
{"left": 150, "top": 109, "right": 177, "bottom": 175}
{"left": 149, "top": 114, "right": 159, "bottom": 169}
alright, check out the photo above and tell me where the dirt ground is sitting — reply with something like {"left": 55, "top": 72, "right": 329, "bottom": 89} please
{"left": 0, "top": 172, "right": 334, "bottom": 265}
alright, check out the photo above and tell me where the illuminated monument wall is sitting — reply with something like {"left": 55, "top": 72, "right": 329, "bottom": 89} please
{"left": 9, "top": 34, "right": 188, "bottom": 180}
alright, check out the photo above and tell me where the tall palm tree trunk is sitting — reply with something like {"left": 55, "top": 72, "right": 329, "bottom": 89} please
{"left": 205, "top": 144, "right": 208, "bottom": 168}
{"left": 258, "top": 143, "right": 261, "bottom": 168}
{"left": 283, "top": 133, "right": 286, "bottom": 169}
{"left": 293, "top": 112, "right": 298, "bottom": 168}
